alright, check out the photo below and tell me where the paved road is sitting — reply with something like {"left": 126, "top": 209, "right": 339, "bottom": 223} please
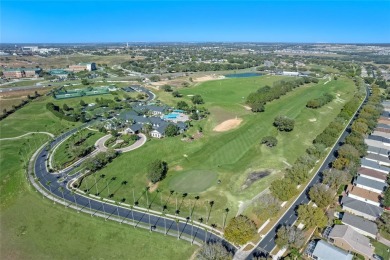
{"left": 29, "top": 86, "right": 236, "bottom": 252}
{"left": 95, "top": 133, "right": 147, "bottom": 153}
{"left": 248, "top": 87, "right": 369, "bottom": 258}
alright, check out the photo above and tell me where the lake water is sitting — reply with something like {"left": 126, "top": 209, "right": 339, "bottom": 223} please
{"left": 225, "top": 72, "right": 262, "bottom": 78}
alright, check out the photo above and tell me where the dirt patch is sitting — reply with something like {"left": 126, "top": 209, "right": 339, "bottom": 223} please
{"left": 241, "top": 170, "right": 271, "bottom": 190}
{"left": 193, "top": 74, "right": 225, "bottom": 83}
{"left": 213, "top": 118, "right": 243, "bottom": 132}
{"left": 309, "top": 118, "right": 317, "bottom": 122}
{"left": 174, "top": 165, "right": 183, "bottom": 171}
{"left": 148, "top": 182, "right": 159, "bottom": 192}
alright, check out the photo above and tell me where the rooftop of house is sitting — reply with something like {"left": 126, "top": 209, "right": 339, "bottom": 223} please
{"left": 365, "top": 153, "right": 390, "bottom": 165}
{"left": 372, "top": 130, "right": 390, "bottom": 139}
{"left": 367, "top": 134, "right": 390, "bottom": 144}
{"left": 341, "top": 212, "right": 378, "bottom": 236}
{"left": 358, "top": 167, "right": 388, "bottom": 182}
{"left": 367, "top": 145, "right": 389, "bottom": 156}
{"left": 341, "top": 196, "right": 383, "bottom": 218}
{"left": 360, "top": 158, "right": 390, "bottom": 172}
{"left": 375, "top": 127, "right": 390, "bottom": 133}
{"left": 377, "top": 123, "right": 390, "bottom": 129}
{"left": 355, "top": 176, "right": 388, "bottom": 192}
{"left": 347, "top": 184, "right": 382, "bottom": 203}
{"left": 328, "top": 225, "right": 373, "bottom": 258}
{"left": 311, "top": 240, "right": 353, "bottom": 260}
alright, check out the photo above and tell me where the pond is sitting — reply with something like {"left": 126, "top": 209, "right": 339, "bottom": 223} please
{"left": 225, "top": 72, "right": 262, "bottom": 78}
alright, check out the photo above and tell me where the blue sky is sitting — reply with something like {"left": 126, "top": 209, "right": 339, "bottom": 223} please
{"left": 1, "top": 0, "right": 389, "bottom": 43}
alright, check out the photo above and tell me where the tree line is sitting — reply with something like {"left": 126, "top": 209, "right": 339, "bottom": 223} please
{"left": 246, "top": 77, "right": 319, "bottom": 112}
{"left": 270, "top": 92, "right": 363, "bottom": 202}
{"left": 1, "top": 91, "right": 40, "bottom": 121}
{"left": 306, "top": 93, "right": 334, "bottom": 109}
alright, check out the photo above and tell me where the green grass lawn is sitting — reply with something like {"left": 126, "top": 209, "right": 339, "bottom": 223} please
{"left": 0, "top": 136, "right": 196, "bottom": 260}
{"left": 78, "top": 75, "right": 356, "bottom": 226}
{"left": 52, "top": 129, "right": 105, "bottom": 169}
{"left": 0, "top": 96, "right": 81, "bottom": 138}
{"left": 372, "top": 240, "right": 390, "bottom": 260}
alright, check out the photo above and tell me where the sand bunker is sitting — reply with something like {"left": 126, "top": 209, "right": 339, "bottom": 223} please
{"left": 213, "top": 118, "right": 243, "bottom": 132}
{"left": 309, "top": 118, "right": 317, "bottom": 122}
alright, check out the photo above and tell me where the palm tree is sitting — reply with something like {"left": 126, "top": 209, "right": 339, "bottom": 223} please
{"left": 191, "top": 195, "right": 200, "bottom": 218}
{"left": 198, "top": 217, "right": 207, "bottom": 243}
{"left": 206, "top": 200, "right": 214, "bottom": 224}
{"left": 223, "top": 208, "right": 229, "bottom": 229}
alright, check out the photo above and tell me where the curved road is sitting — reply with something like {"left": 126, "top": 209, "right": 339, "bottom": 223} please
{"left": 248, "top": 87, "right": 369, "bottom": 258}
{"left": 29, "top": 86, "right": 236, "bottom": 253}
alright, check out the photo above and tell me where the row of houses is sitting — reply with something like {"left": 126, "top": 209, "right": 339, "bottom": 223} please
{"left": 305, "top": 101, "right": 390, "bottom": 260}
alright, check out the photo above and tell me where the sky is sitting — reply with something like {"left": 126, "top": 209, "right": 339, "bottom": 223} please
{"left": 1, "top": 0, "right": 389, "bottom": 43}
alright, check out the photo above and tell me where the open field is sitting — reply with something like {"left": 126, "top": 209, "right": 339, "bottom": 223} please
{"left": 78, "top": 75, "right": 356, "bottom": 226}
{"left": 0, "top": 136, "right": 195, "bottom": 260}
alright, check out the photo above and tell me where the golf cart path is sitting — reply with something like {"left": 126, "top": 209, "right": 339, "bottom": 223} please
{"left": 0, "top": 131, "right": 54, "bottom": 141}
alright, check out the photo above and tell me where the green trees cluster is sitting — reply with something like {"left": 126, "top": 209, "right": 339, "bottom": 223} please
{"left": 273, "top": 116, "right": 295, "bottom": 132}
{"left": 306, "top": 93, "right": 334, "bottom": 109}
{"left": 308, "top": 184, "right": 334, "bottom": 208}
{"left": 275, "top": 225, "right": 305, "bottom": 249}
{"left": 147, "top": 159, "right": 167, "bottom": 183}
{"left": 224, "top": 215, "right": 257, "bottom": 245}
{"left": 191, "top": 94, "right": 204, "bottom": 105}
{"left": 1, "top": 91, "right": 40, "bottom": 121}
{"left": 270, "top": 179, "right": 298, "bottom": 201}
{"left": 297, "top": 205, "right": 328, "bottom": 228}
{"left": 84, "top": 150, "right": 118, "bottom": 173}
{"left": 165, "top": 124, "right": 179, "bottom": 137}
{"left": 261, "top": 136, "right": 278, "bottom": 147}
{"left": 246, "top": 77, "right": 318, "bottom": 113}
{"left": 161, "top": 84, "right": 173, "bottom": 92}
{"left": 46, "top": 102, "right": 79, "bottom": 122}
{"left": 196, "top": 242, "right": 233, "bottom": 260}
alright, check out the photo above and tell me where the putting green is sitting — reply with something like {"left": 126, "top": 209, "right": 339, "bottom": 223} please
{"left": 169, "top": 170, "right": 218, "bottom": 193}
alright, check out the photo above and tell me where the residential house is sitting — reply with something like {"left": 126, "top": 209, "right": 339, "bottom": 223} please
{"left": 371, "top": 130, "right": 390, "bottom": 140}
{"left": 150, "top": 124, "right": 168, "bottom": 139}
{"left": 341, "top": 212, "right": 378, "bottom": 239}
{"left": 366, "top": 146, "right": 389, "bottom": 158}
{"left": 305, "top": 240, "right": 353, "bottom": 260}
{"left": 358, "top": 167, "right": 388, "bottom": 183}
{"left": 328, "top": 225, "right": 374, "bottom": 259}
{"left": 346, "top": 184, "right": 382, "bottom": 207}
{"left": 360, "top": 158, "right": 390, "bottom": 174}
{"left": 365, "top": 135, "right": 390, "bottom": 150}
{"left": 378, "top": 117, "right": 390, "bottom": 125}
{"left": 375, "top": 127, "right": 390, "bottom": 134}
{"left": 365, "top": 153, "right": 390, "bottom": 166}
{"left": 125, "top": 124, "right": 142, "bottom": 134}
{"left": 341, "top": 196, "right": 383, "bottom": 221}
{"left": 354, "top": 176, "right": 388, "bottom": 194}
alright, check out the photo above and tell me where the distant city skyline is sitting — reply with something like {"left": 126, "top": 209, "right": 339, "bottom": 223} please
{"left": 1, "top": 0, "right": 389, "bottom": 43}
